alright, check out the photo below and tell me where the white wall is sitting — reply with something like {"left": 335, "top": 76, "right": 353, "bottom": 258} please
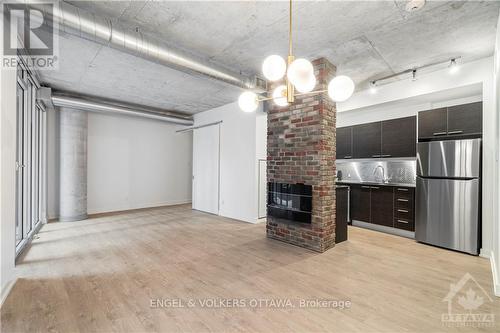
{"left": 338, "top": 57, "right": 493, "bottom": 113}
{"left": 48, "top": 111, "right": 193, "bottom": 217}
{"left": 87, "top": 113, "right": 192, "bottom": 214}
{"left": 193, "top": 102, "right": 266, "bottom": 223}
{"left": 338, "top": 56, "right": 498, "bottom": 264}
{"left": 0, "top": 62, "right": 18, "bottom": 303}
{"left": 492, "top": 12, "right": 500, "bottom": 297}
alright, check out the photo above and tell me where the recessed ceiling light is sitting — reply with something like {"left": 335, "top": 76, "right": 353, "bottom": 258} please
{"left": 405, "top": 0, "right": 426, "bottom": 12}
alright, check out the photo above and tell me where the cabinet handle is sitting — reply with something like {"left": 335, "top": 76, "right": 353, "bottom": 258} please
{"left": 343, "top": 155, "right": 352, "bottom": 159}
{"left": 433, "top": 132, "right": 447, "bottom": 136}
{"left": 372, "top": 154, "right": 381, "bottom": 158}
{"left": 397, "top": 188, "right": 408, "bottom": 191}
{"left": 397, "top": 199, "right": 409, "bottom": 202}
{"left": 361, "top": 186, "right": 371, "bottom": 189}
{"left": 381, "top": 154, "right": 391, "bottom": 157}
{"left": 397, "top": 219, "right": 409, "bottom": 224}
{"left": 398, "top": 209, "right": 408, "bottom": 213}
{"left": 370, "top": 186, "right": 380, "bottom": 189}
{"left": 448, "top": 130, "right": 463, "bottom": 135}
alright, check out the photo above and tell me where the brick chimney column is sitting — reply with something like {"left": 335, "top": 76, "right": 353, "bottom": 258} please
{"left": 266, "top": 58, "right": 337, "bottom": 252}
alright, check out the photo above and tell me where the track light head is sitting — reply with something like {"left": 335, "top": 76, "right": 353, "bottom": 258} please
{"left": 449, "top": 58, "right": 459, "bottom": 74}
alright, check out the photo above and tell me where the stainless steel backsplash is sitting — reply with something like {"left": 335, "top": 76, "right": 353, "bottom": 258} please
{"left": 336, "top": 159, "right": 416, "bottom": 185}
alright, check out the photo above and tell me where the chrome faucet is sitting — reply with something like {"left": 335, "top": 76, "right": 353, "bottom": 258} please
{"left": 373, "top": 165, "right": 387, "bottom": 183}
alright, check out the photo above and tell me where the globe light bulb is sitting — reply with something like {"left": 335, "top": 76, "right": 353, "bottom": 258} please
{"left": 238, "top": 91, "right": 258, "bottom": 112}
{"left": 295, "top": 74, "right": 316, "bottom": 93}
{"left": 262, "top": 55, "right": 287, "bottom": 82}
{"left": 287, "top": 58, "right": 314, "bottom": 91}
{"left": 327, "top": 75, "right": 355, "bottom": 102}
{"left": 272, "top": 85, "right": 288, "bottom": 107}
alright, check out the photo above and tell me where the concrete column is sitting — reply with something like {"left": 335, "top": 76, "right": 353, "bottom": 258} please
{"left": 59, "top": 107, "right": 88, "bottom": 221}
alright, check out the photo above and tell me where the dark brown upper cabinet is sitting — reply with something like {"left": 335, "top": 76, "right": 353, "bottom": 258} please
{"left": 418, "top": 102, "right": 482, "bottom": 140}
{"left": 350, "top": 185, "right": 371, "bottom": 222}
{"left": 339, "top": 116, "right": 417, "bottom": 159}
{"left": 381, "top": 116, "right": 416, "bottom": 158}
{"left": 418, "top": 108, "right": 447, "bottom": 139}
{"left": 447, "top": 102, "right": 482, "bottom": 136}
{"left": 352, "top": 122, "right": 381, "bottom": 158}
{"left": 336, "top": 127, "right": 352, "bottom": 159}
{"left": 369, "top": 186, "right": 394, "bottom": 227}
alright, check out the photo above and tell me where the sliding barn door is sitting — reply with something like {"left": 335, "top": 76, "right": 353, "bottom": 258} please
{"left": 192, "top": 124, "right": 220, "bottom": 214}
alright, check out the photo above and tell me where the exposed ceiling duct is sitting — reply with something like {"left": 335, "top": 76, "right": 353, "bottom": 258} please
{"left": 28, "top": 1, "right": 266, "bottom": 92}
{"left": 41, "top": 89, "right": 194, "bottom": 126}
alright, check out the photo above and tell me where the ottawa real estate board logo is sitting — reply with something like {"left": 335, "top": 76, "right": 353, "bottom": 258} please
{"left": 2, "top": 1, "right": 59, "bottom": 70}
{"left": 442, "top": 273, "right": 495, "bottom": 327}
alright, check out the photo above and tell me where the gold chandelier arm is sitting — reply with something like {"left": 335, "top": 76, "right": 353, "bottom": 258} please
{"left": 256, "top": 89, "right": 328, "bottom": 104}
{"left": 257, "top": 96, "right": 274, "bottom": 102}
{"left": 293, "top": 89, "right": 328, "bottom": 98}
{"left": 289, "top": 0, "right": 293, "bottom": 57}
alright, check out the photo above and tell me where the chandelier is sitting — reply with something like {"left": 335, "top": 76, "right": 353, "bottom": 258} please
{"left": 238, "top": 0, "right": 355, "bottom": 112}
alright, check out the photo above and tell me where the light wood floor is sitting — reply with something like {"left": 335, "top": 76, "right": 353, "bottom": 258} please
{"left": 1, "top": 204, "right": 499, "bottom": 333}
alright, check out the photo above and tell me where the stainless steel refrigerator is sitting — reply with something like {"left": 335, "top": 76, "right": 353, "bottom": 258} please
{"left": 415, "top": 138, "right": 481, "bottom": 255}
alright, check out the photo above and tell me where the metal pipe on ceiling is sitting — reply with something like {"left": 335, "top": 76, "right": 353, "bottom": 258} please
{"left": 50, "top": 91, "right": 194, "bottom": 126}
{"left": 28, "top": 2, "right": 266, "bottom": 92}
{"left": 176, "top": 121, "right": 223, "bottom": 133}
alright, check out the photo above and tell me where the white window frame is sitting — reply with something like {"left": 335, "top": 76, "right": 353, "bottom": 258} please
{"left": 15, "top": 57, "right": 47, "bottom": 257}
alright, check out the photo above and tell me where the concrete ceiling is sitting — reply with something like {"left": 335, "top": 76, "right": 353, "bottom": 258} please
{"left": 39, "top": 0, "right": 500, "bottom": 114}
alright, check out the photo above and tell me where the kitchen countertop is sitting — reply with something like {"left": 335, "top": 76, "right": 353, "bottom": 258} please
{"left": 336, "top": 181, "right": 416, "bottom": 188}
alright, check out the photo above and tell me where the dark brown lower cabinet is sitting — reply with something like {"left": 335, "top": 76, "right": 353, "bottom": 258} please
{"left": 394, "top": 187, "right": 415, "bottom": 231}
{"left": 370, "top": 186, "right": 394, "bottom": 227}
{"left": 335, "top": 187, "right": 348, "bottom": 243}
{"left": 350, "top": 185, "right": 371, "bottom": 222}
{"left": 348, "top": 184, "right": 415, "bottom": 232}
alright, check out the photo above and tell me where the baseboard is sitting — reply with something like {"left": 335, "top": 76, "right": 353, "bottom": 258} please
{"left": 48, "top": 201, "right": 192, "bottom": 221}
{"left": 256, "top": 217, "right": 267, "bottom": 224}
{"left": 88, "top": 201, "right": 192, "bottom": 218}
{"left": 490, "top": 251, "right": 500, "bottom": 297}
{"left": 215, "top": 209, "right": 266, "bottom": 224}
{"left": 480, "top": 248, "right": 491, "bottom": 259}
{"left": 352, "top": 220, "right": 415, "bottom": 239}
{"left": 0, "top": 278, "right": 17, "bottom": 308}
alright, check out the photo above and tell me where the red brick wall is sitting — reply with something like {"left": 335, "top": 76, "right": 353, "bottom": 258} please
{"left": 266, "top": 58, "right": 336, "bottom": 252}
